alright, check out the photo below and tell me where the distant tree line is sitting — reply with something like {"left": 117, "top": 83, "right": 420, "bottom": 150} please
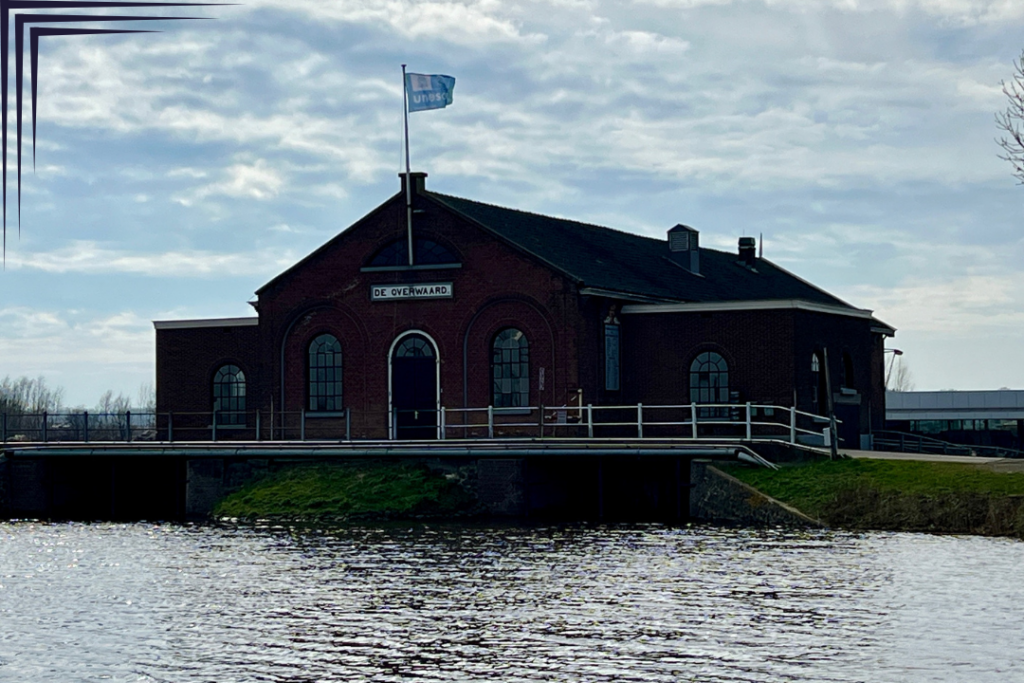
{"left": 0, "top": 376, "right": 156, "bottom": 442}
{"left": 0, "top": 375, "right": 154, "bottom": 414}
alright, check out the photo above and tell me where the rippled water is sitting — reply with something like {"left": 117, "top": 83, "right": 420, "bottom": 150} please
{"left": 1, "top": 522, "right": 1022, "bottom": 682}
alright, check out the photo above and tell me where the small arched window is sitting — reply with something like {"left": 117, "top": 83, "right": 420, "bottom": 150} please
{"left": 690, "top": 352, "right": 729, "bottom": 418}
{"left": 309, "top": 334, "right": 342, "bottom": 411}
{"left": 213, "top": 365, "right": 246, "bottom": 425}
{"left": 492, "top": 328, "right": 530, "bottom": 408}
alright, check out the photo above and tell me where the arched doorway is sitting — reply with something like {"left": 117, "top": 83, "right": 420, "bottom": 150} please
{"left": 389, "top": 331, "right": 439, "bottom": 439}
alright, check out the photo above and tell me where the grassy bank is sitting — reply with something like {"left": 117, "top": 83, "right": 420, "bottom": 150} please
{"left": 722, "top": 458, "right": 1024, "bottom": 537}
{"left": 213, "top": 462, "right": 475, "bottom": 521}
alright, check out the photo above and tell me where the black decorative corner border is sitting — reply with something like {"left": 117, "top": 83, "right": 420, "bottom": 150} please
{"left": 1, "top": 1, "right": 228, "bottom": 259}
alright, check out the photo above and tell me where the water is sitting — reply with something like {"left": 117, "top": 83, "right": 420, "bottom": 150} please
{"left": 1, "top": 523, "right": 1022, "bottom": 682}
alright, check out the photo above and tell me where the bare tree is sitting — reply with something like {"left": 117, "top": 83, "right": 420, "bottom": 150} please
{"left": 996, "top": 51, "right": 1024, "bottom": 183}
{"left": 887, "top": 359, "right": 915, "bottom": 392}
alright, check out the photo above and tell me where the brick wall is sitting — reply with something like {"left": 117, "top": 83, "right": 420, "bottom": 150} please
{"left": 248, "top": 185, "right": 589, "bottom": 438}
{"left": 155, "top": 323, "right": 259, "bottom": 439}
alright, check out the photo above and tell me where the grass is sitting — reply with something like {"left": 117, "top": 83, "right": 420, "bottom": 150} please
{"left": 720, "top": 458, "right": 1024, "bottom": 537}
{"left": 212, "top": 461, "right": 475, "bottom": 521}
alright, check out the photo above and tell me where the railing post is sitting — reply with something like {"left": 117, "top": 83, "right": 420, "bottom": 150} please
{"left": 300, "top": 408, "right": 306, "bottom": 441}
{"left": 440, "top": 406, "right": 446, "bottom": 440}
{"left": 43, "top": 411, "right": 48, "bottom": 443}
{"left": 539, "top": 404, "right": 545, "bottom": 439}
{"left": 345, "top": 407, "right": 351, "bottom": 441}
{"left": 691, "top": 402, "right": 698, "bottom": 439}
{"left": 212, "top": 410, "right": 218, "bottom": 442}
{"left": 84, "top": 411, "right": 90, "bottom": 443}
{"left": 126, "top": 410, "right": 132, "bottom": 443}
{"left": 789, "top": 406, "right": 796, "bottom": 444}
{"left": 587, "top": 404, "right": 594, "bottom": 438}
{"left": 637, "top": 403, "right": 643, "bottom": 439}
{"left": 487, "top": 406, "right": 494, "bottom": 439}
{"left": 168, "top": 412, "right": 174, "bottom": 443}
{"left": 745, "top": 402, "right": 752, "bottom": 440}
{"left": 256, "top": 410, "right": 261, "bottom": 442}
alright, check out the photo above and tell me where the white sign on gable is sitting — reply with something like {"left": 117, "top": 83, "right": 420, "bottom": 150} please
{"left": 371, "top": 282, "right": 453, "bottom": 301}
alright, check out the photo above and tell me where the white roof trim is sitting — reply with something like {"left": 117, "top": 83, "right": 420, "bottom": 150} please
{"left": 578, "top": 286, "right": 680, "bottom": 304}
{"left": 621, "top": 299, "right": 875, "bottom": 319}
{"left": 153, "top": 317, "right": 258, "bottom": 330}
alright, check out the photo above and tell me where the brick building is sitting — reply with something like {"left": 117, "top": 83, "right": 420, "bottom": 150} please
{"left": 154, "top": 173, "right": 894, "bottom": 445}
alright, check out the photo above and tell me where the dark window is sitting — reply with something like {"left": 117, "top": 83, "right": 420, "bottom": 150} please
{"left": 368, "top": 238, "right": 458, "bottom": 266}
{"left": 604, "top": 323, "right": 620, "bottom": 391}
{"left": 213, "top": 364, "right": 245, "bottom": 425}
{"left": 396, "top": 335, "right": 435, "bottom": 358}
{"left": 492, "top": 328, "right": 530, "bottom": 407}
{"left": 690, "top": 352, "right": 729, "bottom": 418}
{"left": 842, "top": 352, "right": 855, "bottom": 389}
{"left": 309, "top": 334, "right": 342, "bottom": 411}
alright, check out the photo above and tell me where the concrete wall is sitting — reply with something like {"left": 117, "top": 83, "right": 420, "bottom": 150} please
{"left": 689, "top": 460, "right": 821, "bottom": 527}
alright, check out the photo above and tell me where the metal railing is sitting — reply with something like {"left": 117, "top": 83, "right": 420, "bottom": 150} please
{"left": 873, "top": 430, "right": 1024, "bottom": 459}
{"left": 1, "top": 403, "right": 837, "bottom": 445}
{"left": 0, "top": 411, "right": 157, "bottom": 443}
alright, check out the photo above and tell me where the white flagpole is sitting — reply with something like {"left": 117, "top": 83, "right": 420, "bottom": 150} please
{"left": 401, "top": 64, "right": 414, "bottom": 265}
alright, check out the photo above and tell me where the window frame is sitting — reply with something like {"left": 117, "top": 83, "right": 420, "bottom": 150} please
{"left": 491, "top": 328, "right": 530, "bottom": 409}
{"left": 212, "top": 364, "right": 246, "bottom": 426}
{"left": 604, "top": 323, "right": 620, "bottom": 392}
{"left": 689, "top": 351, "right": 729, "bottom": 419}
{"left": 308, "top": 334, "right": 343, "bottom": 413}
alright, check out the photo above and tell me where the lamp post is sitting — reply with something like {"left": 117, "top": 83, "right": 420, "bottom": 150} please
{"left": 885, "top": 348, "right": 904, "bottom": 389}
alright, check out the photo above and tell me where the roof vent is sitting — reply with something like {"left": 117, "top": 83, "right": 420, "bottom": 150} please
{"left": 668, "top": 224, "right": 697, "bottom": 252}
{"left": 738, "top": 236, "right": 756, "bottom": 265}
{"left": 667, "top": 224, "right": 700, "bottom": 274}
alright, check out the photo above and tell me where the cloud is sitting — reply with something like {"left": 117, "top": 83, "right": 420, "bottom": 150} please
{"left": 245, "top": 0, "right": 542, "bottom": 45}
{"left": 845, "top": 273, "right": 1024, "bottom": 334}
{"left": 0, "top": 308, "right": 155, "bottom": 405}
{"left": 8, "top": 242, "right": 300, "bottom": 277}
{"left": 178, "top": 158, "right": 286, "bottom": 204}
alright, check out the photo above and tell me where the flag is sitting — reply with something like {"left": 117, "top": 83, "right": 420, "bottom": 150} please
{"left": 405, "top": 73, "right": 456, "bottom": 112}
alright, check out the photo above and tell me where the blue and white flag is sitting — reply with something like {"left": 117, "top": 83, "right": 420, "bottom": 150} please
{"left": 406, "top": 73, "right": 456, "bottom": 112}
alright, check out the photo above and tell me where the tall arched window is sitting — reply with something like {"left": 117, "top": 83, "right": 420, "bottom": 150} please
{"left": 492, "top": 328, "right": 529, "bottom": 408}
{"left": 690, "top": 352, "right": 729, "bottom": 418}
{"left": 213, "top": 364, "right": 246, "bottom": 425}
{"left": 309, "top": 334, "right": 342, "bottom": 411}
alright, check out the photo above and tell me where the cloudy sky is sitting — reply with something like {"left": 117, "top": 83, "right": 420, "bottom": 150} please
{"left": 1, "top": 0, "right": 1023, "bottom": 406}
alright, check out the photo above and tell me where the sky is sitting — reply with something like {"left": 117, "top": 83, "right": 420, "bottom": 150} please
{"left": 1, "top": 0, "right": 1024, "bottom": 407}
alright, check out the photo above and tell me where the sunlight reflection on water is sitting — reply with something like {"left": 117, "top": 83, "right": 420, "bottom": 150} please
{"left": 0, "top": 522, "right": 1022, "bottom": 682}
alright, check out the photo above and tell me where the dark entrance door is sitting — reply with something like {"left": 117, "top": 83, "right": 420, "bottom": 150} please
{"left": 392, "top": 334, "right": 438, "bottom": 439}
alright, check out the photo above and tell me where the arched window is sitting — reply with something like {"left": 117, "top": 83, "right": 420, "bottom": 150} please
{"left": 309, "top": 334, "right": 342, "bottom": 411}
{"left": 368, "top": 238, "right": 459, "bottom": 267}
{"left": 492, "top": 328, "right": 529, "bottom": 408}
{"left": 690, "top": 352, "right": 728, "bottom": 418}
{"left": 396, "top": 335, "right": 435, "bottom": 358}
{"left": 213, "top": 364, "right": 245, "bottom": 426}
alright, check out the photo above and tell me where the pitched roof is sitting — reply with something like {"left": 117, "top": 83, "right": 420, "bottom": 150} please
{"left": 427, "top": 192, "right": 857, "bottom": 309}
